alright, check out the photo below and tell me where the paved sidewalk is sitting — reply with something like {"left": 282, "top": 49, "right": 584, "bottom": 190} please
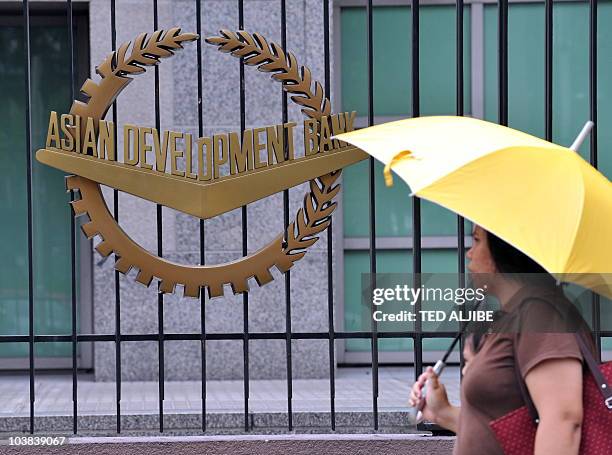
{"left": 0, "top": 367, "right": 461, "bottom": 417}
{"left": 0, "top": 367, "right": 461, "bottom": 434}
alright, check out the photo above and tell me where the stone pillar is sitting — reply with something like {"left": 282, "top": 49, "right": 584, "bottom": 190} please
{"left": 89, "top": 0, "right": 336, "bottom": 381}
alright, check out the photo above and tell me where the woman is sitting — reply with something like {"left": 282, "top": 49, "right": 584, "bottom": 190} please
{"left": 409, "top": 225, "right": 595, "bottom": 455}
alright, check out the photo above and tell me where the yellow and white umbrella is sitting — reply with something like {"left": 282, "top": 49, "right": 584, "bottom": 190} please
{"left": 335, "top": 116, "right": 612, "bottom": 298}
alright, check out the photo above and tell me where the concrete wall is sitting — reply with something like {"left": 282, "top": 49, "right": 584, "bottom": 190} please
{"left": 88, "top": 0, "right": 337, "bottom": 381}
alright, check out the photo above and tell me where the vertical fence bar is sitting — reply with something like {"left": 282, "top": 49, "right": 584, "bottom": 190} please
{"left": 152, "top": 0, "right": 165, "bottom": 433}
{"left": 544, "top": 0, "right": 552, "bottom": 142}
{"left": 456, "top": 0, "right": 466, "bottom": 375}
{"left": 588, "top": 0, "right": 601, "bottom": 359}
{"left": 455, "top": 0, "right": 464, "bottom": 260}
{"left": 589, "top": 0, "right": 598, "bottom": 172}
{"left": 280, "top": 0, "right": 293, "bottom": 432}
{"left": 195, "top": 0, "right": 207, "bottom": 431}
{"left": 323, "top": 0, "right": 336, "bottom": 431}
{"left": 412, "top": 0, "right": 423, "bottom": 385}
{"left": 455, "top": 0, "right": 464, "bottom": 122}
{"left": 238, "top": 0, "right": 250, "bottom": 432}
{"left": 498, "top": 0, "right": 508, "bottom": 126}
{"left": 67, "top": 0, "right": 78, "bottom": 435}
{"left": 22, "top": 0, "right": 35, "bottom": 435}
{"left": 110, "top": 0, "right": 122, "bottom": 434}
{"left": 366, "top": 0, "right": 379, "bottom": 431}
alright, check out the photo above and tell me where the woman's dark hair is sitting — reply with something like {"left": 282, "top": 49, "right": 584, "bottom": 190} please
{"left": 486, "top": 231, "right": 549, "bottom": 274}
{"left": 466, "top": 231, "right": 577, "bottom": 354}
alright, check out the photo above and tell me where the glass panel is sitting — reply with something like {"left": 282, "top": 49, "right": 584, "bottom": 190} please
{"left": 593, "top": 4, "right": 612, "bottom": 332}
{"left": 342, "top": 159, "right": 470, "bottom": 238}
{"left": 341, "top": 5, "right": 472, "bottom": 238}
{"left": 0, "top": 26, "right": 30, "bottom": 355}
{"left": 484, "top": 3, "right": 598, "bottom": 156}
{"left": 483, "top": 2, "right": 611, "bottom": 331}
{"left": 596, "top": 4, "right": 612, "bottom": 179}
{"left": 344, "top": 250, "right": 461, "bottom": 351}
{"left": 341, "top": 6, "right": 412, "bottom": 117}
{"left": 340, "top": 2, "right": 612, "bottom": 354}
{"left": 604, "top": 338, "right": 612, "bottom": 354}
{"left": 341, "top": 5, "right": 472, "bottom": 117}
{"left": 0, "top": 23, "right": 78, "bottom": 357}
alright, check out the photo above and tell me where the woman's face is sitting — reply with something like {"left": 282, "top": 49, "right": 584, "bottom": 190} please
{"left": 467, "top": 225, "right": 497, "bottom": 275}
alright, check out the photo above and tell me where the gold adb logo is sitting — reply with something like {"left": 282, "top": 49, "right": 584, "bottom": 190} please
{"left": 36, "top": 28, "right": 367, "bottom": 298}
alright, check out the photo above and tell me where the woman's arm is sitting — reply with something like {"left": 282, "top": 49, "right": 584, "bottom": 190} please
{"left": 435, "top": 404, "right": 461, "bottom": 433}
{"left": 525, "top": 358, "right": 583, "bottom": 455}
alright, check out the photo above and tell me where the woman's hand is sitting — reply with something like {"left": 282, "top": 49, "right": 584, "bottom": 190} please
{"left": 409, "top": 366, "right": 458, "bottom": 431}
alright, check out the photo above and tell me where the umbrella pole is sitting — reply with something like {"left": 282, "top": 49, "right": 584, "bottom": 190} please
{"left": 569, "top": 121, "right": 594, "bottom": 151}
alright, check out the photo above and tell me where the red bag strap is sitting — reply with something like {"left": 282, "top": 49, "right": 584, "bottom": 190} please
{"left": 575, "top": 331, "right": 612, "bottom": 409}
{"left": 512, "top": 297, "right": 612, "bottom": 423}
{"left": 511, "top": 336, "right": 540, "bottom": 422}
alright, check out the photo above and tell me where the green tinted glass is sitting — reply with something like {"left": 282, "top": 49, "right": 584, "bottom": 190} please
{"left": 484, "top": 1, "right": 612, "bottom": 178}
{"left": 344, "top": 250, "right": 462, "bottom": 351}
{"left": 341, "top": 5, "right": 472, "bottom": 238}
{"left": 341, "top": 3, "right": 612, "bottom": 353}
{"left": 0, "top": 25, "right": 78, "bottom": 357}
{"left": 483, "top": 1, "right": 612, "bottom": 330}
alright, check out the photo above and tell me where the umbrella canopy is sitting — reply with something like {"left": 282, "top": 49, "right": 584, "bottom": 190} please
{"left": 334, "top": 116, "right": 612, "bottom": 299}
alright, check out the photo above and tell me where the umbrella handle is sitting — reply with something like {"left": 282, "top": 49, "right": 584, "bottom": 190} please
{"left": 407, "top": 360, "right": 446, "bottom": 425}
{"left": 569, "top": 121, "right": 594, "bottom": 152}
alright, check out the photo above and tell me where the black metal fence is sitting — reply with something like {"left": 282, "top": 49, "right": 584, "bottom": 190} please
{"left": 5, "top": 0, "right": 606, "bottom": 437}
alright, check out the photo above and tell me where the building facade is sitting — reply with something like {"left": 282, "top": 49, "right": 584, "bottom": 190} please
{"left": 1, "top": 0, "right": 611, "bottom": 385}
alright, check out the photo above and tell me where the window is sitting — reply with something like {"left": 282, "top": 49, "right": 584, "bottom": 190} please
{"left": 339, "top": 4, "right": 471, "bottom": 360}
{"left": 0, "top": 7, "right": 91, "bottom": 368}
{"left": 339, "top": 2, "right": 612, "bottom": 362}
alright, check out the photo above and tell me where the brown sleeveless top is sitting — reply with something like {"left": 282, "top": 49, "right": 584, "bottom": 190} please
{"left": 453, "top": 284, "right": 596, "bottom": 455}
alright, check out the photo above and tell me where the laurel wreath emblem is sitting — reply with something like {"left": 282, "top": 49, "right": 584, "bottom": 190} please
{"left": 206, "top": 30, "right": 332, "bottom": 119}
{"left": 67, "top": 28, "right": 341, "bottom": 299}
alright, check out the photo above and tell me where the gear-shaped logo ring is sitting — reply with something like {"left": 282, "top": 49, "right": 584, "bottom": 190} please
{"left": 67, "top": 28, "right": 341, "bottom": 299}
